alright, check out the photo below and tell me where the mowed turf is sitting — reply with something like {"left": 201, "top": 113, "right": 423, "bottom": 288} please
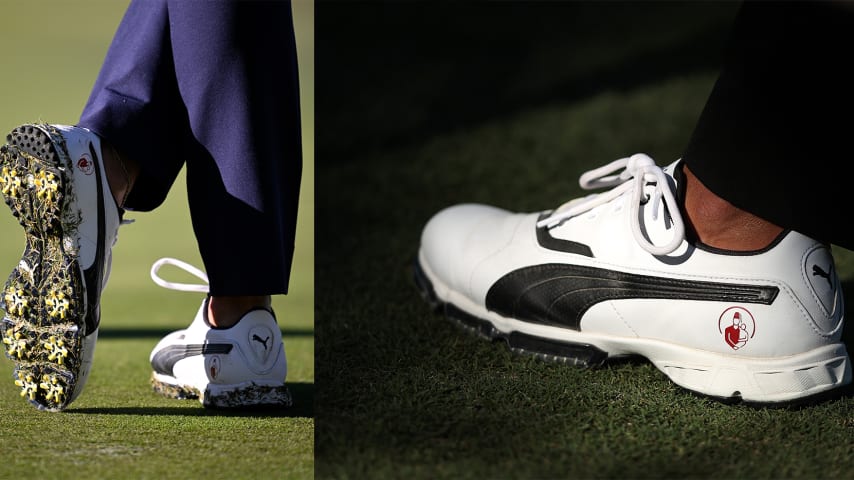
{"left": 0, "top": 1, "right": 314, "bottom": 479}
{"left": 315, "top": 3, "right": 854, "bottom": 478}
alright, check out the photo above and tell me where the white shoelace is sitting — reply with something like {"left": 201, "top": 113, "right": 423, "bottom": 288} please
{"left": 535, "top": 153, "right": 685, "bottom": 256}
{"left": 150, "top": 257, "right": 209, "bottom": 293}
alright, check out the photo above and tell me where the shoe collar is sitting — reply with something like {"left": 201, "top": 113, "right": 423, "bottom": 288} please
{"left": 201, "top": 295, "right": 277, "bottom": 330}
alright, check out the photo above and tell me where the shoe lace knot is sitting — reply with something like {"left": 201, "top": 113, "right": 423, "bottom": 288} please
{"left": 150, "top": 257, "right": 209, "bottom": 292}
{"left": 536, "top": 153, "right": 685, "bottom": 256}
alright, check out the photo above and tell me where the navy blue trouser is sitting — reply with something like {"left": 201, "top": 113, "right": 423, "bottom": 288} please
{"left": 79, "top": 0, "right": 303, "bottom": 295}
{"left": 682, "top": 0, "right": 854, "bottom": 250}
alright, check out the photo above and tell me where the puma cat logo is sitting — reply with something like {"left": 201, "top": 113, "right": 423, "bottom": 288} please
{"left": 812, "top": 264, "right": 834, "bottom": 289}
{"left": 251, "top": 334, "right": 270, "bottom": 350}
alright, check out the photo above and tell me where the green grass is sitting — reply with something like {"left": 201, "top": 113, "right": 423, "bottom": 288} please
{"left": 316, "top": 3, "right": 854, "bottom": 478}
{"left": 0, "top": 1, "right": 314, "bottom": 478}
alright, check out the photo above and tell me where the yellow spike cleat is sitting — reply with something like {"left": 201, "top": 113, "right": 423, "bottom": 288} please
{"left": 33, "top": 169, "right": 59, "bottom": 204}
{"left": 44, "top": 336, "right": 69, "bottom": 365}
{"left": 44, "top": 290, "right": 70, "bottom": 319}
{"left": 4, "top": 330, "right": 30, "bottom": 360}
{"left": 4, "top": 287, "right": 29, "bottom": 317}
{"left": 39, "top": 374, "right": 65, "bottom": 405}
{"left": 15, "top": 373, "right": 38, "bottom": 400}
{"left": 0, "top": 166, "right": 23, "bottom": 198}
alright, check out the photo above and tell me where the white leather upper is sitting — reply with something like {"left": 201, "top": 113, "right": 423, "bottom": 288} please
{"left": 420, "top": 159, "right": 844, "bottom": 358}
{"left": 53, "top": 125, "right": 121, "bottom": 293}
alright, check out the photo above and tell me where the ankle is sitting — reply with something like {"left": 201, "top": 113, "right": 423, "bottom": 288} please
{"left": 682, "top": 165, "right": 783, "bottom": 251}
{"left": 208, "top": 295, "right": 272, "bottom": 328}
{"left": 99, "top": 138, "right": 139, "bottom": 208}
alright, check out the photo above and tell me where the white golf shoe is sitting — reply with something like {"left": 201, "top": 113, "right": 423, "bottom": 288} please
{"left": 416, "top": 154, "right": 851, "bottom": 404}
{"left": 148, "top": 258, "right": 291, "bottom": 408}
{"left": 1, "top": 124, "right": 120, "bottom": 411}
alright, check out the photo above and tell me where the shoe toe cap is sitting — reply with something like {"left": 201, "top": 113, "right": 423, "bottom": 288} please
{"left": 419, "top": 203, "right": 517, "bottom": 296}
{"left": 149, "top": 329, "right": 188, "bottom": 362}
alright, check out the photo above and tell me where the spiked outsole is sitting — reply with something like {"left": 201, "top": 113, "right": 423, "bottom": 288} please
{"left": 151, "top": 373, "right": 293, "bottom": 409}
{"left": 0, "top": 124, "right": 86, "bottom": 411}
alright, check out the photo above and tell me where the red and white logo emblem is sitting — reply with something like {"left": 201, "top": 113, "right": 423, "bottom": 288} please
{"left": 77, "top": 154, "right": 94, "bottom": 175}
{"left": 718, "top": 306, "right": 755, "bottom": 350}
{"left": 208, "top": 356, "right": 221, "bottom": 380}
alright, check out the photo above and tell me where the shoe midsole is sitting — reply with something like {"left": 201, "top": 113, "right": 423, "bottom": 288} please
{"left": 416, "top": 249, "right": 852, "bottom": 402}
{"left": 151, "top": 371, "right": 286, "bottom": 391}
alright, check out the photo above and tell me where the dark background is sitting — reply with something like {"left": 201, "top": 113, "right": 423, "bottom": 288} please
{"left": 317, "top": 1, "right": 738, "bottom": 162}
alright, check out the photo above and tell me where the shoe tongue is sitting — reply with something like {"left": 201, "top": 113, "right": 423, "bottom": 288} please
{"left": 661, "top": 159, "right": 685, "bottom": 200}
{"left": 662, "top": 159, "right": 683, "bottom": 183}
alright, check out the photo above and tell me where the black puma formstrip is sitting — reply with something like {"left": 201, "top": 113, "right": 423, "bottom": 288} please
{"left": 151, "top": 343, "right": 234, "bottom": 377}
{"left": 485, "top": 264, "right": 779, "bottom": 330}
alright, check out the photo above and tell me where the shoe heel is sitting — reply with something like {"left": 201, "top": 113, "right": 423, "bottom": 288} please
{"left": 654, "top": 343, "right": 852, "bottom": 404}
{"left": 4, "top": 125, "right": 69, "bottom": 235}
